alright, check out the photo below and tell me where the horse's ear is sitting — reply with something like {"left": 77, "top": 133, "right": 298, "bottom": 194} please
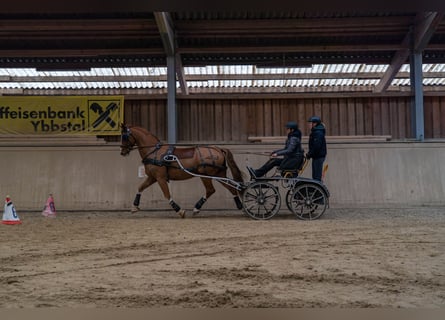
{"left": 120, "top": 123, "right": 126, "bottom": 131}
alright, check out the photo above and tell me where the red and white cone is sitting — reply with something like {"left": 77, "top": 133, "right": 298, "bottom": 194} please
{"left": 42, "top": 194, "right": 56, "bottom": 218}
{"left": 2, "top": 195, "right": 21, "bottom": 225}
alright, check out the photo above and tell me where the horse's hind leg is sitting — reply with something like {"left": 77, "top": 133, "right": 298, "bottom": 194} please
{"left": 132, "top": 175, "right": 156, "bottom": 213}
{"left": 217, "top": 180, "right": 243, "bottom": 210}
{"left": 193, "top": 178, "right": 216, "bottom": 216}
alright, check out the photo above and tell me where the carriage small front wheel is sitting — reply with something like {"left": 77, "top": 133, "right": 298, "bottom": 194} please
{"left": 286, "top": 183, "right": 328, "bottom": 220}
{"left": 241, "top": 181, "right": 281, "bottom": 220}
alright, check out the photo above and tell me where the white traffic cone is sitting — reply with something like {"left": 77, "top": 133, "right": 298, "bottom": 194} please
{"left": 42, "top": 193, "right": 56, "bottom": 217}
{"left": 2, "top": 195, "right": 21, "bottom": 225}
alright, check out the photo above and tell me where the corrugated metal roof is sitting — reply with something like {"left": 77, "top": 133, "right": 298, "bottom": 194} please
{"left": 1, "top": 63, "right": 445, "bottom": 91}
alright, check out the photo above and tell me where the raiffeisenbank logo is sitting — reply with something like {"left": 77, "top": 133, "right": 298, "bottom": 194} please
{"left": 88, "top": 100, "right": 121, "bottom": 132}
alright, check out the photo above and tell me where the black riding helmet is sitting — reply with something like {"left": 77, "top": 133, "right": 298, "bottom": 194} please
{"left": 285, "top": 121, "right": 299, "bottom": 130}
{"left": 307, "top": 116, "right": 321, "bottom": 124}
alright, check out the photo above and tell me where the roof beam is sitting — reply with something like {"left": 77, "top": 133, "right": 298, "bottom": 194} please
{"left": 178, "top": 44, "right": 404, "bottom": 54}
{"left": 0, "top": 48, "right": 165, "bottom": 57}
{"left": 1, "top": 42, "right": 442, "bottom": 59}
{"left": 0, "top": 18, "right": 157, "bottom": 31}
{"left": 0, "top": 42, "right": 419, "bottom": 60}
{"left": 374, "top": 12, "right": 444, "bottom": 93}
{"left": 154, "top": 12, "right": 188, "bottom": 94}
{"left": 3, "top": 72, "right": 445, "bottom": 83}
{"left": 4, "top": 86, "right": 445, "bottom": 99}
{"left": 175, "top": 16, "right": 413, "bottom": 32}
{"left": 174, "top": 53, "right": 188, "bottom": 94}
{"left": 413, "top": 12, "right": 444, "bottom": 51}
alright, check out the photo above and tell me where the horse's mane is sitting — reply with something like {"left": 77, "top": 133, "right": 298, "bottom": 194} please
{"left": 127, "top": 125, "right": 160, "bottom": 142}
{"left": 127, "top": 125, "right": 147, "bottom": 133}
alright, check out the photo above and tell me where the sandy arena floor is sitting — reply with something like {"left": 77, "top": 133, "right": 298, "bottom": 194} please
{"left": 0, "top": 207, "right": 444, "bottom": 308}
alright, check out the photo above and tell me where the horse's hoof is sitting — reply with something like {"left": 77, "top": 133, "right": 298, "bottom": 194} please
{"left": 131, "top": 206, "right": 140, "bottom": 213}
{"left": 193, "top": 208, "right": 200, "bottom": 216}
{"left": 178, "top": 209, "right": 186, "bottom": 218}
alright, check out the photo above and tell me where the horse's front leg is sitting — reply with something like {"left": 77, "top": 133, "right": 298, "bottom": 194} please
{"left": 193, "top": 178, "right": 216, "bottom": 216}
{"left": 132, "top": 175, "right": 156, "bottom": 213}
{"left": 156, "top": 177, "right": 186, "bottom": 218}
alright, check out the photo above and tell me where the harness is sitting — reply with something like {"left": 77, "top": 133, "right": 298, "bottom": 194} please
{"left": 143, "top": 145, "right": 226, "bottom": 173}
{"left": 142, "top": 144, "right": 175, "bottom": 167}
{"left": 122, "top": 128, "right": 226, "bottom": 175}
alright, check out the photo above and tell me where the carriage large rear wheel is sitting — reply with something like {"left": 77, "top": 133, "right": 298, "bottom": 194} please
{"left": 286, "top": 183, "right": 328, "bottom": 220}
{"left": 242, "top": 181, "right": 281, "bottom": 220}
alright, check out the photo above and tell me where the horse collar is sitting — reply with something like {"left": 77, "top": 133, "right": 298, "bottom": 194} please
{"left": 141, "top": 141, "right": 163, "bottom": 162}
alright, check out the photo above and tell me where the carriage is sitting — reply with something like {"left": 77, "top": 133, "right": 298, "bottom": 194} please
{"left": 165, "top": 154, "right": 330, "bottom": 220}
{"left": 120, "top": 124, "right": 330, "bottom": 220}
{"left": 241, "top": 172, "right": 329, "bottom": 220}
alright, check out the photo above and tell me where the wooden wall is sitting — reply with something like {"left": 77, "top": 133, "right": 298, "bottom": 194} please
{"left": 425, "top": 96, "right": 445, "bottom": 139}
{"left": 123, "top": 96, "right": 445, "bottom": 142}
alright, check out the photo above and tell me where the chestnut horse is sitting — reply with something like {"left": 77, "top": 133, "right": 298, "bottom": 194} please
{"left": 120, "top": 124, "right": 244, "bottom": 218}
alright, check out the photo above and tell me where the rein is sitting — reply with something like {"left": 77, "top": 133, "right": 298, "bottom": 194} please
{"left": 120, "top": 128, "right": 162, "bottom": 153}
{"left": 120, "top": 144, "right": 160, "bottom": 151}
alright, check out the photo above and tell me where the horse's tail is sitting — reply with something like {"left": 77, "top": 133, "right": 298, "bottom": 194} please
{"left": 221, "top": 148, "right": 244, "bottom": 183}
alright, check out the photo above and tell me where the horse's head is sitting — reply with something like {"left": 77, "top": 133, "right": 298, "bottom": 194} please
{"left": 120, "top": 123, "right": 135, "bottom": 156}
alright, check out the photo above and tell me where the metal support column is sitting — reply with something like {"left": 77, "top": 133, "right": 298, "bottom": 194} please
{"left": 167, "top": 55, "right": 177, "bottom": 144}
{"left": 410, "top": 51, "right": 424, "bottom": 141}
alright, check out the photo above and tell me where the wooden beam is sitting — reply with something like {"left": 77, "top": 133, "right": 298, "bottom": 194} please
{"left": 7, "top": 87, "right": 444, "bottom": 99}
{"left": 178, "top": 44, "right": 403, "bottom": 54}
{"left": 0, "top": 44, "right": 409, "bottom": 60}
{"left": 3, "top": 72, "right": 445, "bottom": 83}
{"left": 0, "top": 48, "right": 165, "bottom": 57}
{"left": 175, "top": 16, "right": 413, "bottom": 32}
{"left": 0, "top": 18, "right": 157, "bottom": 31}
{"left": 413, "top": 12, "right": 444, "bottom": 51}
{"left": 0, "top": 1, "right": 162, "bottom": 14}
{"left": 374, "top": 12, "right": 443, "bottom": 93}
{"left": 175, "top": 53, "right": 188, "bottom": 94}
{"left": 373, "top": 37, "right": 411, "bottom": 93}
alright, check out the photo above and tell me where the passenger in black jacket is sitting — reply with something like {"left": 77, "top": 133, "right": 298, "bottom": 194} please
{"left": 306, "top": 116, "right": 327, "bottom": 181}
{"left": 248, "top": 121, "right": 304, "bottom": 178}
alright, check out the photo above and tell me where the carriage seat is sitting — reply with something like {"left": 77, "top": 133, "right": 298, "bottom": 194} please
{"left": 279, "top": 168, "right": 299, "bottom": 178}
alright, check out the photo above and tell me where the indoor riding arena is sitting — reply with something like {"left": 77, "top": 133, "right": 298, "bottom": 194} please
{"left": 0, "top": 7, "right": 444, "bottom": 310}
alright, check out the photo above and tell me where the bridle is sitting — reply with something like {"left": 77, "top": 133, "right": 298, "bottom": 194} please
{"left": 120, "top": 127, "right": 137, "bottom": 155}
{"left": 120, "top": 126, "right": 163, "bottom": 157}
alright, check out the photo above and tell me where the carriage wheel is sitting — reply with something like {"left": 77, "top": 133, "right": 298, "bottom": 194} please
{"left": 242, "top": 181, "right": 281, "bottom": 220}
{"left": 285, "top": 188, "right": 294, "bottom": 212}
{"left": 286, "top": 183, "right": 328, "bottom": 220}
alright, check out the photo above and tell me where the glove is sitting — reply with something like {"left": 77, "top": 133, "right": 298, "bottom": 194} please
{"left": 305, "top": 153, "right": 311, "bottom": 160}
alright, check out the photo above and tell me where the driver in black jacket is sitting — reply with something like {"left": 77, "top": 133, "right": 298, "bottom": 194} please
{"left": 248, "top": 121, "right": 304, "bottom": 178}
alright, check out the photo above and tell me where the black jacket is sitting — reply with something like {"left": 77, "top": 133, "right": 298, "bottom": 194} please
{"left": 275, "top": 129, "right": 303, "bottom": 158}
{"left": 307, "top": 123, "right": 327, "bottom": 159}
